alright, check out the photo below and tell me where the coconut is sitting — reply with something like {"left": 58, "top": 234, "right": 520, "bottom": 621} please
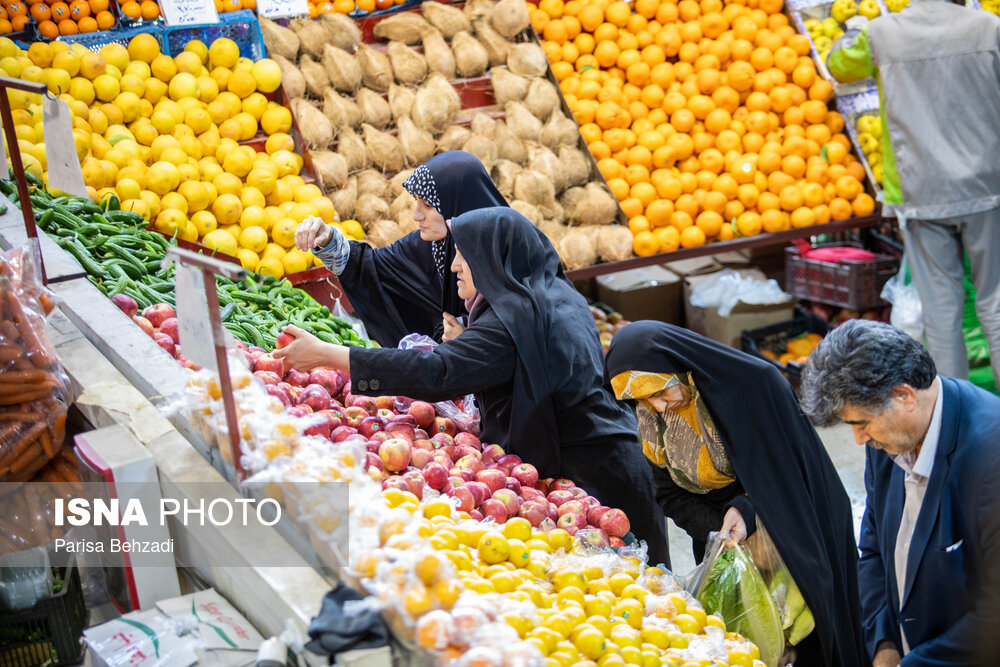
{"left": 539, "top": 220, "right": 567, "bottom": 246}
{"left": 491, "top": 160, "right": 520, "bottom": 200}
{"left": 398, "top": 115, "right": 436, "bottom": 166}
{"left": 560, "top": 186, "right": 586, "bottom": 213}
{"left": 373, "top": 12, "right": 431, "bottom": 44}
{"left": 299, "top": 55, "right": 329, "bottom": 98}
{"left": 464, "top": 0, "right": 495, "bottom": 23}
{"left": 358, "top": 44, "right": 393, "bottom": 93}
{"left": 390, "top": 169, "right": 414, "bottom": 196}
{"left": 472, "top": 18, "right": 510, "bottom": 67}
{"left": 462, "top": 134, "right": 498, "bottom": 171}
{"left": 510, "top": 199, "right": 543, "bottom": 226}
{"left": 324, "top": 88, "right": 362, "bottom": 129}
{"left": 355, "top": 194, "right": 391, "bottom": 228}
{"left": 490, "top": 0, "right": 530, "bottom": 39}
{"left": 524, "top": 78, "right": 560, "bottom": 120}
{"left": 260, "top": 18, "right": 299, "bottom": 61}
{"left": 338, "top": 128, "right": 369, "bottom": 172}
{"left": 412, "top": 74, "right": 459, "bottom": 135}
{"left": 422, "top": 0, "right": 471, "bottom": 39}
{"left": 514, "top": 169, "right": 558, "bottom": 217}
{"left": 436, "top": 125, "right": 473, "bottom": 153}
{"left": 560, "top": 146, "right": 590, "bottom": 188}
{"left": 526, "top": 142, "right": 566, "bottom": 193}
{"left": 310, "top": 150, "right": 349, "bottom": 191}
{"left": 597, "top": 226, "right": 633, "bottom": 262}
{"left": 387, "top": 42, "right": 427, "bottom": 86}
{"left": 506, "top": 42, "right": 547, "bottom": 77}
{"left": 539, "top": 109, "right": 579, "bottom": 149}
{"left": 358, "top": 168, "right": 391, "bottom": 199}
{"left": 489, "top": 66, "right": 528, "bottom": 105}
{"left": 331, "top": 177, "right": 357, "bottom": 219}
{"left": 317, "top": 12, "right": 362, "bottom": 52}
{"left": 321, "top": 45, "right": 361, "bottom": 93}
{"left": 451, "top": 31, "right": 489, "bottom": 78}
{"left": 368, "top": 219, "right": 404, "bottom": 247}
{"left": 421, "top": 29, "right": 456, "bottom": 80}
{"left": 289, "top": 17, "right": 327, "bottom": 58}
{"left": 569, "top": 183, "right": 620, "bottom": 225}
{"left": 274, "top": 55, "right": 305, "bottom": 99}
{"left": 390, "top": 191, "right": 416, "bottom": 225}
{"left": 495, "top": 124, "right": 528, "bottom": 164}
{"left": 387, "top": 84, "right": 416, "bottom": 122}
{"left": 363, "top": 123, "right": 406, "bottom": 173}
{"left": 557, "top": 228, "right": 598, "bottom": 270}
{"left": 546, "top": 201, "right": 566, "bottom": 224}
{"left": 292, "top": 97, "right": 334, "bottom": 149}
{"left": 357, "top": 87, "right": 392, "bottom": 130}
{"left": 505, "top": 101, "right": 543, "bottom": 141}
{"left": 470, "top": 112, "right": 499, "bottom": 140}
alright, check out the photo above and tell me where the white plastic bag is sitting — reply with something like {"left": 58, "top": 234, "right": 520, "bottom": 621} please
{"left": 398, "top": 334, "right": 481, "bottom": 435}
{"left": 880, "top": 255, "right": 923, "bottom": 342}
{"left": 690, "top": 270, "right": 791, "bottom": 316}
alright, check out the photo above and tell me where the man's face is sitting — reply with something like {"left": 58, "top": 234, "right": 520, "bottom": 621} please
{"left": 838, "top": 388, "right": 923, "bottom": 456}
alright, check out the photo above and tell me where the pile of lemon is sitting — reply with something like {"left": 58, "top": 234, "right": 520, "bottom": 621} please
{"left": 3, "top": 35, "right": 346, "bottom": 279}
{"left": 854, "top": 113, "right": 883, "bottom": 186}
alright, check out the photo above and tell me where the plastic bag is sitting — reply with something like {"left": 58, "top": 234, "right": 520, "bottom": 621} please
{"left": 0, "top": 546, "right": 52, "bottom": 611}
{"left": 333, "top": 292, "right": 370, "bottom": 344}
{"left": 689, "top": 269, "right": 790, "bottom": 317}
{"left": 398, "top": 334, "right": 480, "bottom": 435}
{"left": 880, "top": 255, "right": 923, "bottom": 342}
{"left": 744, "top": 523, "right": 814, "bottom": 649}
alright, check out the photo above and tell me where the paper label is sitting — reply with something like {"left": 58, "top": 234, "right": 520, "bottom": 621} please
{"left": 157, "top": 590, "right": 263, "bottom": 652}
{"left": 257, "top": 0, "right": 309, "bottom": 18}
{"left": 41, "top": 96, "right": 87, "bottom": 198}
{"left": 175, "top": 263, "right": 219, "bottom": 375}
{"left": 160, "top": 0, "right": 219, "bottom": 26}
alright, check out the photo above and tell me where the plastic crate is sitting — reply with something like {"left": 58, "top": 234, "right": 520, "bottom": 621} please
{"left": 785, "top": 242, "right": 898, "bottom": 310}
{"left": 161, "top": 10, "right": 264, "bottom": 59}
{"left": 741, "top": 309, "right": 831, "bottom": 390}
{"left": 0, "top": 558, "right": 88, "bottom": 667}
{"left": 58, "top": 23, "right": 165, "bottom": 52}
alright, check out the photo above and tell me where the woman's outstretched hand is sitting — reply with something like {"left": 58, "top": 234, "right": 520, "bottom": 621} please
{"left": 719, "top": 506, "right": 747, "bottom": 548}
{"left": 272, "top": 324, "right": 350, "bottom": 373}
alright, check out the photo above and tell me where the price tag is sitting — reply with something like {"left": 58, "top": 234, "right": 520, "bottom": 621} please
{"left": 257, "top": 0, "right": 308, "bottom": 18}
{"left": 175, "top": 263, "right": 220, "bottom": 375}
{"left": 160, "top": 0, "right": 219, "bottom": 26}
{"left": 41, "top": 96, "right": 87, "bottom": 198}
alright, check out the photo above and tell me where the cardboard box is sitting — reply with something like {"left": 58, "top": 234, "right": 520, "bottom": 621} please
{"left": 683, "top": 268, "right": 796, "bottom": 347}
{"left": 596, "top": 265, "right": 683, "bottom": 324}
{"left": 662, "top": 256, "right": 722, "bottom": 278}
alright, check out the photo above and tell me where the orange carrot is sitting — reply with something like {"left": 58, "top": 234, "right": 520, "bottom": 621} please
{"left": 9, "top": 442, "right": 42, "bottom": 475}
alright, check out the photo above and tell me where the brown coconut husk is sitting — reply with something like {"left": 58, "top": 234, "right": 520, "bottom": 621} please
{"left": 505, "top": 101, "right": 543, "bottom": 141}
{"left": 289, "top": 18, "right": 327, "bottom": 58}
{"left": 560, "top": 186, "right": 586, "bottom": 213}
{"left": 387, "top": 42, "right": 428, "bottom": 87}
{"left": 539, "top": 220, "right": 567, "bottom": 246}
{"left": 524, "top": 78, "right": 560, "bottom": 120}
{"left": 545, "top": 200, "right": 566, "bottom": 225}
{"left": 390, "top": 169, "right": 414, "bottom": 196}
{"left": 292, "top": 97, "right": 334, "bottom": 149}
{"left": 472, "top": 18, "right": 510, "bottom": 67}
{"left": 422, "top": 0, "right": 471, "bottom": 39}
{"left": 412, "top": 74, "right": 459, "bottom": 135}
{"left": 421, "top": 29, "right": 456, "bottom": 80}
{"left": 311, "top": 150, "right": 349, "bottom": 191}
{"left": 323, "top": 88, "right": 362, "bottom": 129}
{"left": 495, "top": 124, "right": 528, "bottom": 164}
{"left": 451, "top": 31, "right": 489, "bottom": 78}
{"left": 338, "top": 128, "right": 369, "bottom": 172}
{"left": 358, "top": 168, "right": 391, "bottom": 199}
{"left": 462, "top": 134, "right": 498, "bottom": 171}
{"left": 569, "top": 183, "right": 620, "bottom": 225}
{"left": 526, "top": 142, "right": 566, "bottom": 193}
{"left": 510, "top": 199, "right": 543, "bottom": 226}
{"left": 260, "top": 17, "right": 299, "bottom": 61}
{"left": 357, "top": 44, "right": 393, "bottom": 93}
{"left": 539, "top": 109, "right": 579, "bottom": 150}
{"left": 464, "top": 0, "right": 495, "bottom": 23}
{"left": 355, "top": 194, "right": 391, "bottom": 228}
{"left": 317, "top": 12, "right": 362, "bottom": 52}
{"left": 322, "top": 45, "right": 362, "bottom": 93}
{"left": 597, "top": 226, "right": 633, "bottom": 262}
{"left": 560, "top": 145, "right": 590, "bottom": 188}
{"left": 387, "top": 84, "right": 416, "bottom": 122}
{"left": 357, "top": 88, "right": 392, "bottom": 130}
{"left": 363, "top": 123, "right": 406, "bottom": 173}
{"left": 274, "top": 55, "right": 305, "bottom": 99}
{"left": 470, "top": 112, "right": 499, "bottom": 141}
{"left": 390, "top": 191, "right": 416, "bottom": 227}
{"left": 489, "top": 66, "right": 528, "bottom": 105}
{"left": 557, "top": 227, "right": 598, "bottom": 270}
{"left": 513, "top": 169, "right": 558, "bottom": 218}
{"left": 490, "top": 159, "right": 520, "bottom": 200}
{"left": 490, "top": 0, "right": 530, "bottom": 39}
{"left": 398, "top": 115, "right": 436, "bottom": 166}
{"left": 436, "top": 125, "right": 473, "bottom": 153}
{"left": 299, "top": 55, "right": 329, "bottom": 99}
{"left": 331, "top": 177, "right": 357, "bottom": 219}
{"left": 506, "top": 42, "right": 547, "bottom": 77}
{"left": 368, "top": 219, "right": 404, "bottom": 247}
{"left": 373, "top": 12, "right": 431, "bottom": 45}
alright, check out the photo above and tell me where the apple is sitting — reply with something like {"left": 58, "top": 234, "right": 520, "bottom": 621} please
{"left": 415, "top": 429, "right": 429, "bottom": 440}
{"left": 112, "top": 293, "right": 138, "bottom": 317}
{"left": 155, "top": 318, "right": 178, "bottom": 344}
{"left": 374, "top": 396, "right": 395, "bottom": 411}
{"left": 547, "top": 490, "right": 575, "bottom": 508}
{"left": 395, "top": 396, "right": 414, "bottom": 412}
{"left": 253, "top": 370, "right": 281, "bottom": 386}
{"left": 378, "top": 438, "right": 411, "bottom": 472}
{"left": 284, "top": 370, "right": 311, "bottom": 388}
{"left": 557, "top": 512, "right": 587, "bottom": 535}
{"left": 299, "top": 385, "right": 332, "bottom": 412}
{"left": 447, "top": 486, "right": 475, "bottom": 513}
{"left": 368, "top": 432, "right": 390, "bottom": 446}
{"left": 454, "top": 432, "right": 481, "bottom": 450}
{"left": 143, "top": 303, "right": 175, "bottom": 328}
{"left": 579, "top": 496, "right": 601, "bottom": 509}
{"left": 587, "top": 505, "right": 612, "bottom": 527}
{"left": 383, "top": 477, "right": 410, "bottom": 493}
{"left": 454, "top": 446, "right": 482, "bottom": 465}
{"left": 430, "top": 433, "right": 454, "bottom": 450}
{"left": 368, "top": 467, "right": 387, "bottom": 482}
{"left": 432, "top": 453, "right": 454, "bottom": 469}
{"left": 481, "top": 444, "right": 506, "bottom": 465}
{"left": 275, "top": 331, "right": 295, "bottom": 349}
{"left": 431, "top": 417, "right": 457, "bottom": 436}
{"left": 464, "top": 482, "right": 491, "bottom": 507}
{"left": 342, "top": 434, "right": 367, "bottom": 447}
{"left": 265, "top": 384, "right": 291, "bottom": 407}
{"left": 493, "top": 489, "right": 521, "bottom": 518}
{"left": 558, "top": 500, "right": 587, "bottom": 518}
{"left": 308, "top": 369, "right": 344, "bottom": 396}
{"left": 520, "top": 487, "right": 545, "bottom": 502}
{"left": 475, "top": 469, "right": 507, "bottom": 493}
{"left": 567, "top": 487, "right": 588, "bottom": 499}
{"left": 287, "top": 406, "right": 312, "bottom": 418}
{"left": 303, "top": 413, "right": 334, "bottom": 439}
{"left": 413, "top": 439, "right": 435, "bottom": 453}
{"left": 455, "top": 455, "right": 484, "bottom": 474}
{"left": 331, "top": 425, "right": 358, "bottom": 442}
{"left": 599, "top": 509, "right": 630, "bottom": 538}
{"left": 376, "top": 409, "right": 395, "bottom": 421}
{"left": 365, "top": 441, "right": 381, "bottom": 455}
{"left": 278, "top": 382, "right": 299, "bottom": 402}
{"left": 248, "top": 346, "right": 266, "bottom": 354}
{"left": 549, "top": 479, "right": 577, "bottom": 492}
{"left": 365, "top": 452, "right": 383, "bottom": 472}
{"left": 131, "top": 315, "right": 155, "bottom": 337}
{"left": 504, "top": 477, "right": 522, "bottom": 495}
{"left": 421, "top": 462, "right": 449, "bottom": 490}
{"left": 548, "top": 505, "right": 558, "bottom": 522}
{"left": 609, "top": 537, "right": 626, "bottom": 548}
{"left": 535, "top": 480, "right": 550, "bottom": 493}
{"left": 469, "top": 509, "right": 484, "bottom": 522}
{"left": 445, "top": 476, "right": 465, "bottom": 490}
{"left": 449, "top": 468, "right": 474, "bottom": 483}
{"left": 254, "top": 355, "right": 284, "bottom": 376}
{"left": 411, "top": 449, "right": 435, "bottom": 468}
{"left": 408, "top": 401, "right": 436, "bottom": 428}
{"left": 480, "top": 498, "right": 508, "bottom": 523}
{"left": 344, "top": 406, "right": 370, "bottom": 428}
{"left": 391, "top": 413, "right": 418, "bottom": 427}
{"left": 153, "top": 332, "right": 175, "bottom": 355}
{"left": 512, "top": 464, "right": 539, "bottom": 488}
{"left": 358, "top": 416, "right": 387, "bottom": 439}
{"left": 402, "top": 470, "right": 425, "bottom": 498}
{"left": 349, "top": 395, "right": 378, "bottom": 414}
{"left": 518, "top": 501, "right": 549, "bottom": 527}
{"left": 495, "top": 455, "right": 522, "bottom": 475}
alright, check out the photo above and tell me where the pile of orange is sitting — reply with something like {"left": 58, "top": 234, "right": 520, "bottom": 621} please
{"left": 312, "top": 0, "right": 405, "bottom": 16}
{"left": 118, "top": 0, "right": 159, "bottom": 21}
{"left": 1, "top": 0, "right": 114, "bottom": 36}
{"left": 533, "top": 0, "right": 876, "bottom": 257}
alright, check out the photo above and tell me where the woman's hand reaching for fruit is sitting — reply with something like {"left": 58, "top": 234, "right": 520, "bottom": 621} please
{"left": 272, "top": 324, "right": 350, "bottom": 373}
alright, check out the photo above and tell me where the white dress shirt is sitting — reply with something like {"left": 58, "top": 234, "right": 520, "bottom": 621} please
{"left": 892, "top": 376, "right": 944, "bottom": 654}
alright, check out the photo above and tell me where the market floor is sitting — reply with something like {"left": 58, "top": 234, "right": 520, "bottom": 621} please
{"left": 665, "top": 422, "right": 866, "bottom": 575}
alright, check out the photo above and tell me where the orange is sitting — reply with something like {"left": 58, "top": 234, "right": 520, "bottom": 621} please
{"left": 742, "top": 131, "right": 765, "bottom": 153}
{"left": 626, "top": 61, "right": 650, "bottom": 85}
{"left": 30, "top": 3, "right": 50, "bottom": 20}
{"left": 802, "top": 100, "right": 827, "bottom": 125}
{"left": 77, "top": 15, "right": 96, "bottom": 29}
{"left": 628, "top": 215, "right": 651, "bottom": 234}
{"left": 578, "top": 4, "right": 604, "bottom": 31}
{"left": 594, "top": 41, "right": 620, "bottom": 68}
{"left": 95, "top": 8, "right": 112, "bottom": 27}
{"left": 37, "top": 18, "right": 57, "bottom": 37}
{"left": 679, "top": 225, "right": 707, "bottom": 247}
{"left": 829, "top": 197, "right": 853, "bottom": 221}
{"left": 745, "top": 91, "right": 770, "bottom": 112}
{"left": 779, "top": 184, "right": 804, "bottom": 211}
{"left": 702, "top": 191, "right": 727, "bottom": 214}
{"left": 780, "top": 154, "right": 806, "bottom": 179}
{"left": 846, "top": 160, "right": 866, "bottom": 182}
{"left": 812, "top": 204, "right": 831, "bottom": 224}
{"left": 69, "top": 0, "right": 89, "bottom": 16}
{"left": 679, "top": 20, "right": 702, "bottom": 43}
{"left": 655, "top": 225, "right": 681, "bottom": 252}
{"left": 58, "top": 17, "right": 77, "bottom": 32}
{"left": 695, "top": 210, "right": 723, "bottom": 237}
{"left": 792, "top": 64, "right": 816, "bottom": 89}
{"left": 687, "top": 94, "right": 714, "bottom": 119}
{"left": 809, "top": 79, "right": 834, "bottom": 103}
{"left": 646, "top": 199, "right": 674, "bottom": 227}
{"left": 790, "top": 206, "right": 815, "bottom": 228}
{"left": 853, "top": 192, "right": 876, "bottom": 216}
{"left": 805, "top": 123, "right": 832, "bottom": 146}
{"left": 671, "top": 109, "right": 696, "bottom": 134}
{"left": 625, "top": 164, "right": 651, "bottom": 186}
{"left": 140, "top": 0, "right": 158, "bottom": 18}
{"left": 621, "top": 197, "right": 644, "bottom": 219}
{"left": 773, "top": 46, "right": 797, "bottom": 74}
{"left": 699, "top": 148, "right": 725, "bottom": 175}
{"left": 750, "top": 47, "right": 773, "bottom": 71}
{"left": 761, "top": 208, "right": 789, "bottom": 232}
{"left": 732, "top": 15, "right": 757, "bottom": 41}
{"left": 671, "top": 211, "right": 694, "bottom": 229}
{"left": 801, "top": 182, "right": 825, "bottom": 207}
{"left": 605, "top": 0, "right": 630, "bottom": 27}
{"left": 678, "top": 0, "right": 700, "bottom": 21}
{"left": 630, "top": 181, "right": 657, "bottom": 207}
{"left": 676, "top": 193, "right": 699, "bottom": 217}
{"left": 608, "top": 177, "right": 630, "bottom": 201}
{"left": 835, "top": 175, "right": 862, "bottom": 200}
{"left": 120, "top": 0, "right": 139, "bottom": 17}
{"left": 736, "top": 211, "right": 762, "bottom": 236}
{"left": 632, "top": 230, "right": 659, "bottom": 256}
{"left": 784, "top": 104, "right": 807, "bottom": 125}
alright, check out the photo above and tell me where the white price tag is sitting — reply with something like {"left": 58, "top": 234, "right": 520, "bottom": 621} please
{"left": 257, "top": 0, "right": 308, "bottom": 18}
{"left": 160, "top": 0, "right": 219, "bottom": 26}
{"left": 175, "top": 262, "right": 220, "bottom": 375}
{"left": 41, "top": 96, "right": 87, "bottom": 198}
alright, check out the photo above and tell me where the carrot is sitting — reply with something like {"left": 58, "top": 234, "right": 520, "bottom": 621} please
{"left": 0, "top": 347, "right": 20, "bottom": 364}
{"left": 0, "top": 389, "right": 54, "bottom": 406}
{"left": 0, "top": 421, "right": 45, "bottom": 467}
{"left": 0, "top": 369, "right": 47, "bottom": 383}
{"left": 39, "top": 293, "right": 54, "bottom": 316}
{"left": 6, "top": 293, "right": 51, "bottom": 367}
{"left": 0, "top": 382, "right": 55, "bottom": 397}
{"left": 0, "top": 516, "right": 30, "bottom": 548}
{"left": 0, "top": 321, "right": 19, "bottom": 344}
{"left": 9, "top": 441, "right": 41, "bottom": 475}
{"left": 53, "top": 458, "right": 79, "bottom": 483}
{"left": 40, "top": 467, "right": 66, "bottom": 483}
{"left": 52, "top": 411, "right": 67, "bottom": 446}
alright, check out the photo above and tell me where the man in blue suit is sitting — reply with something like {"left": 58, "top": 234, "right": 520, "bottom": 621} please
{"left": 799, "top": 320, "right": 1000, "bottom": 667}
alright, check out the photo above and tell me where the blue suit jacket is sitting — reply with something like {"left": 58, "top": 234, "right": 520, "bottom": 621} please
{"left": 859, "top": 377, "right": 1000, "bottom": 666}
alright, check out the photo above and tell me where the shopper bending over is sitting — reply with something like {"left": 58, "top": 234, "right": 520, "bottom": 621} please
{"left": 276, "top": 208, "right": 669, "bottom": 565}
{"left": 604, "top": 322, "right": 867, "bottom": 667}
{"left": 295, "top": 151, "right": 508, "bottom": 348}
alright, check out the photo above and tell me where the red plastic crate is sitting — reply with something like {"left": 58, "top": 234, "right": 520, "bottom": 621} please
{"left": 784, "top": 243, "right": 898, "bottom": 311}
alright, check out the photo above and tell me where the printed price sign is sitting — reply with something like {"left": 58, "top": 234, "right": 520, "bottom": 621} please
{"left": 41, "top": 96, "right": 87, "bottom": 198}
{"left": 160, "top": 0, "right": 219, "bottom": 26}
{"left": 257, "top": 0, "right": 308, "bottom": 18}
{"left": 175, "top": 262, "right": 219, "bottom": 375}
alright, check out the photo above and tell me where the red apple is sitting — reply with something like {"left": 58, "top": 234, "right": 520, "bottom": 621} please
{"left": 415, "top": 429, "right": 429, "bottom": 440}
{"left": 520, "top": 487, "right": 545, "bottom": 502}
{"left": 421, "top": 462, "right": 449, "bottom": 490}
{"left": 558, "top": 500, "right": 587, "bottom": 518}
{"left": 331, "top": 426, "right": 358, "bottom": 442}
{"left": 143, "top": 303, "right": 175, "bottom": 328}
{"left": 504, "top": 477, "right": 522, "bottom": 495}
{"left": 391, "top": 414, "right": 418, "bottom": 427}
{"left": 548, "top": 505, "right": 559, "bottom": 522}
{"left": 518, "top": 501, "right": 548, "bottom": 527}
{"left": 464, "top": 482, "right": 491, "bottom": 507}
{"left": 469, "top": 509, "right": 484, "bottom": 522}
{"left": 349, "top": 395, "right": 378, "bottom": 413}
{"left": 567, "top": 487, "right": 588, "bottom": 499}
{"left": 368, "top": 432, "right": 390, "bottom": 446}
{"left": 481, "top": 444, "right": 506, "bottom": 465}
{"left": 284, "top": 370, "right": 311, "bottom": 388}
{"left": 344, "top": 406, "right": 369, "bottom": 428}
{"left": 579, "top": 496, "right": 601, "bottom": 509}
{"left": 587, "top": 505, "right": 612, "bottom": 527}
{"left": 431, "top": 453, "right": 454, "bottom": 469}
{"left": 609, "top": 536, "right": 626, "bottom": 548}
{"left": 358, "top": 416, "right": 387, "bottom": 439}
{"left": 445, "top": 476, "right": 465, "bottom": 490}
{"left": 455, "top": 454, "right": 484, "bottom": 474}
{"left": 374, "top": 396, "right": 396, "bottom": 411}
{"left": 132, "top": 314, "right": 155, "bottom": 337}
{"left": 378, "top": 438, "right": 411, "bottom": 472}
{"left": 383, "top": 477, "right": 410, "bottom": 493}
{"left": 599, "top": 509, "right": 630, "bottom": 538}
{"left": 547, "top": 490, "right": 575, "bottom": 508}
{"left": 376, "top": 408, "right": 395, "bottom": 420}
{"left": 304, "top": 413, "right": 334, "bottom": 439}
{"left": 299, "top": 385, "right": 332, "bottom": 412}
{"left": 253, "top": 370, "right": 281, "bottom": 386}
{"left": 158, "top": 318, "right": 179, "bottom": 344}
{"left": 413, "top": 439, "right": 435, "bottom": 453}
{"left": 512, "top": 464, "right": 539, "bottom": 488}
{"left": 454, "top": 432, "right": 482, "bottom": 450}
{"left": 153, "top": 332, "right": 175, "bottom": 356}
{"left": 342, "top": 434, "right": 367, "bottom": 447}
{"left": 549, "top": 479, "right": 577, "bottom": 492}
{"left": 308, "top": 369, "right": 345, "bottom": 396}
{"left": 287, "top": 406, "right": 312, "bottom": 418}
{"left": 248, "top": 346, "right": 266, "bottom": 354}
{"left": 411, "top": 449, "right": 435, "bottom": 468}
{"left": 112, "top": 294, "right": 138, "bottom": 317}
{"left": 365, "top": 441, "right": 381, "bottom": 455}
{"left": 430, "top": 433, "right": 454, "bottom": 450}
{"left": 431, "top": 417, "right": 458, "bottom": 436}
{"left": 368, "top": 467, "right": 387, "bottom": 482}
{"left": 449, "top": 468, "right": 474, "bottom": 483}
{"left": 275, "top": 331, "right": 295, "bottom": 349}
{"left": 447, "top": 486, "right": 475, "bottom": 512}
{"left": 254, "top": 355, "right": 284, "bottom": 376}
{"left": 408, "top": 401, "right": 436, "bottom": 428}
{"left": 495, "top": 455, "right": 522, "bottom": 475}
{"left": 535, "top": 480, "right": 551, "bottom": 493}
{"left": 453, "top": 446, "right": 482, "bottom": 464}
{"left": 480, "top": 498, "right": 508, "bottom": 523}
{"left": 475, "top": 469, "right": 507, "bottom": 493}
{"left": 557, "top": 512, "right": 587, "bottom": 536}
{"left": 365, "top": 452, "right": 383, "bottom": 472}
{"left": 402, "top": 470, "right": 425, "bottom": 498}
{"left": 265, "top": 384, "right": 291, "bottom": 407}
{"left": 493, "top": 489, "right": 521, "bottom": 518}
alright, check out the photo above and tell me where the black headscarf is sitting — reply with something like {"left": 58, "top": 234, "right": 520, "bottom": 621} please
{"left": 605, "top": 322, "right": 868, "bottom": 667}
{"left": 450, "top": 208, "right": 596, "bottom": 476}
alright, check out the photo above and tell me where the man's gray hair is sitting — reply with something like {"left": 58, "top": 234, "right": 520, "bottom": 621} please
{"left": 799, "top": 320, "right": 936, "bottom": 426}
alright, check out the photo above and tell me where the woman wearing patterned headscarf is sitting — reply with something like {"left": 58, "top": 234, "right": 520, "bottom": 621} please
{"left": 295, "top": 151, "right": 508, "bottom": 348}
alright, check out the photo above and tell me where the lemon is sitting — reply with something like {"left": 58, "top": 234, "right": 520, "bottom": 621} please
{"left": 260, "top": 107, "right": 291, "bottom": 136}
{"left": 139, "top": 191, "right": 161, "bottom": 218}
{"left": 1, "top": 56, "right": 23, "bottom": 78}
{"left": 0, "top": 37, "right": 17, "bottom": 59}
{"left": 122, "top": 61, "right": 149, "bottom": 80}
{"left": 160, "top": 147, "right": 188, "bottom": 167}
{"left": 250, "top": 58, "right": 281, "bottom": 93}
{"left": 121, "top": 198, "right": 151, "bottom": 222}
{"left": 150, "top": 54, "right": 176, "bottom": 83}
{"left": 213, "top": 193, "right": 243, "bottom": 226}
{"left": 45, "top": 69, "right": 71, "bottom": 95}
{"left": 210, "top": 173, "right": 240, "bottom": 198}
{"left": 341, "top": 219, "right": 364, "bottom": 240}
{"left": 146, "top": 161, "right": 180, "bottom": 196}
{"left": 236, "top": 248, "right": 259, "bottom": 271}
{"left": 176, "top": 180, "right": 208, "bottom": 212}
{"left": 127, "top": 34, "right": 161, "bottom": 64}
{"left": 81, "top": 159, "right": 106, "bottom": 188}
{"left": 190, "top": 210, "right": 217, "bottom": 237}
{"left": 218, "top": 117, "right": 242, "bottom": 142}
{"left": 196, "top": 76, "right": 219, "bottom": 103}
{"left": 281, "top": 249, "right": 310, "bottom": 274}
{"left": 179, "top": 220, "right": 198, "bottom": 243}
{"left": 210, "top": 66, "right": 232, "bottom": 91}
{"left": 27, "top": 43, "right": 53, "bottom": 68}
{"left": 293, "top": 184, "right": 322, "bottom": 202}
{"left": 270, "top": 218, "right": 297, "bottom": 248}
{"left": 233, "top": 111, "right": 257, "bottom": 140}
{"left": 154, "top": 209, "right": 187, "bottom": 237}
{"left": 238, "top": 225, "right": 268, "bottom": 253}
{"left": 185, "top": 39, "right": 208, "bottom": 64}
{"left": 168, "top": 72, "right": 198, "bottom": 101}
{"left": 241, "top": 92, "right": 268, "bottom": 120}
{"left": 226, "top": 70, "right": 256, "bottom": 99}
{"left": 289, "top": 202, "right": 318, "bottom": 223}
{"left": 264, "top": 133, "right": 294, "bottom": 155}
{"left": 90, "top": 74, "right": 119, "bottom": 103}
{"left": 208, "top": 38, "right": 240, "bottom": 70}
{"left": 174, "top": 51, "right": 202, "bottom": 76}
{"left": 143, "top": 78, "right": 167, "bottom": 104}
{"left": 261, "top": 242, "right": 286, "bottom": 260}
{"left": 200, "top": 229, "right": 237, "bottom": 256}
{"left": 238, "top": 205, "right": 265, "bottom": 230}
{"left": 240, "top": 186, "right": 266, "bottom": 209}
{"left": 255, "top": 257, "right": 284, "bottom": 278}
{"left": 52, "top": 51, "right": 80, "bottom": 76}
{"left": 117, "top": 178, "right": 142, "bottom": 201}
{"left": 161, "top": 192, "right": 188, "bottom": 215}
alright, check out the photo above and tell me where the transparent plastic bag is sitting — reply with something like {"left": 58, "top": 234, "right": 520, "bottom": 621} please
{"left": 397, "top": 334, "right": 481, "bottom": 435}
{"left": 0, "top": 546, "right": 52, "bottom": 611}
{"left": 880, "top": 255, "right": 923, "bottom": 342}
{"left": 689, "top": 269, "right": 790, "bottom": 316}
{"left": 745, "top": 523, "right": 814, "bottom": 649}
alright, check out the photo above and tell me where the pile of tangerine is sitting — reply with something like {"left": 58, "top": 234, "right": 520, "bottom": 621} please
{"left": 9, "top": 0, "right": 115, "bottom": 36}
{"left": 118, "top": 0, "right": 159, "bottom": 21}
